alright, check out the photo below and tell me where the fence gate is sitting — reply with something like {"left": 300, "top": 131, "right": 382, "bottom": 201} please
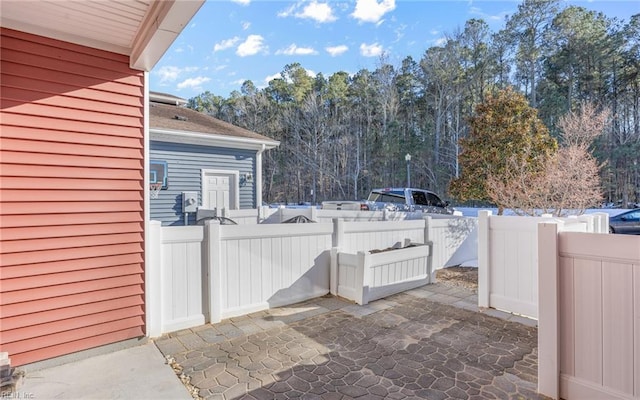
{"left": 538, "top": 225, "right": 640, "bottom": 400}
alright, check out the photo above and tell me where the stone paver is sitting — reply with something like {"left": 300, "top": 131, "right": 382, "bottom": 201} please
{"left": 155, "top": 284, "right": 548, "bottom": 400}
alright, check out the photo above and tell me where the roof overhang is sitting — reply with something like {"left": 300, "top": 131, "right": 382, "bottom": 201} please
{"left": 151, "top": 129, "right": 280, "bottom": 152}
{"left": 0, "top": 0, "right": 204, "bottom": 71}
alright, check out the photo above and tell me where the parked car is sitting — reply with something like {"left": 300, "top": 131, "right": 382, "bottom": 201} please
{"left": 322, "top": 187, "right": 455, "bottom": 214}
{"left": 609, "top": 208, "right": 640, "bottom": 234}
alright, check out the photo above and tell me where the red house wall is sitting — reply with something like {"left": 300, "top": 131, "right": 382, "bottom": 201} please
{"left": 0, "top": 28, "right": 146, "bottom": 366}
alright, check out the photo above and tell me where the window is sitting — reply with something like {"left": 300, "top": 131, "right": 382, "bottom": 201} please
{"left": 412, "top": 191, "right": 443, "bottom": 206}
{"left": 368, "top": 191, "right": 405, "bottom": 204}
{"left": 412, "top": 191, "right": 429, "bottom": 206}
{"left": 426, "top": 193, "right": 443, "bottom": 207}
{"left": 624, "top": 211, "right": 640, "bottom": 221}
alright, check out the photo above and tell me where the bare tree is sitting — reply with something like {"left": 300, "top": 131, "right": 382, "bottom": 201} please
{"left": 557, "top": 102, "right": 609, "bottom": 148}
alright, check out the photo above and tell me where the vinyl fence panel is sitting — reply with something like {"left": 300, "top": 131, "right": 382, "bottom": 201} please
{"left": 148, "top": 215, "right": 473, "bottom": 335}
{"left": 538, "top": 227, "right": 640, "bottom": 400}
{"left": 336, "top": 219, "right": 426, "bottom": 253}
{"left": 208, "top": 222, "right": 334, "bottom": 321}
{"left": 478, "top": 211, "right": 600, "bottom": 319}
{"left": 152, "top": 224, "right": 206, "bottom": 334}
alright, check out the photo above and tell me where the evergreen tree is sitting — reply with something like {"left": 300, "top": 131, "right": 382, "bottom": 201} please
{"left": 449, "top": 88, "right": 557, "bottom": 213}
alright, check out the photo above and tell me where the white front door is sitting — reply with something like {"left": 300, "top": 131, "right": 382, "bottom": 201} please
{"left": 205, "top": 175, "right": 230, "bottom": 209}
{"left": 202, "top": 170, "right": 239, "bottom": 210}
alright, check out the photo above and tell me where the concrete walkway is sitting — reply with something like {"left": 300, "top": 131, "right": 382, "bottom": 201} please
{"left": 155, "top": 283, "right": 547, "bottom": 399}
{"left": 19, "top": 342, "right": 192, "bottom": 400}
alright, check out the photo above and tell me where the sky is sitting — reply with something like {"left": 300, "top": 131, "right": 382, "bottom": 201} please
{"left": 150, "top": 0, "right": 639, "bottom": 100}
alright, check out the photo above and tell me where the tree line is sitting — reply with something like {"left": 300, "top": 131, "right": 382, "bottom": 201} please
{"left": 188, "top": 0, "right": 640, "bottom": 207}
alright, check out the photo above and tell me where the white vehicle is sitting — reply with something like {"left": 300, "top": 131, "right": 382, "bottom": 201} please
{"left": 323, "top": 187, "right": 454, "bottom": 214}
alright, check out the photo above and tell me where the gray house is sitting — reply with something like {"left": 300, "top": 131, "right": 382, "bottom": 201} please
{"left": 149, "top": 92, "right": 279, "bottom": 225}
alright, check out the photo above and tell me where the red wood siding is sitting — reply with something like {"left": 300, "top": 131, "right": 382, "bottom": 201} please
{"left": 0, "top": 28, "right": 145, "bottom": 366}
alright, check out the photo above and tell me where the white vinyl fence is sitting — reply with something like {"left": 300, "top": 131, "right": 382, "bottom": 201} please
{"left": 196, "top": 207, "right": 267, "bottom": 224}
{"left": 538, "top": 225, "right": 640, "bottom": 400}
{"left": 147, "top": 222, "right": 205, "bottom": 336}
{"left": 478, "top": 210, "right": 610, "bottom": 319}
{"left": 198, "top": 207, "right": 434, "bottom": 224}
{"left": 208, "top": 222, "right": 334, "bottom": 322}
{"left": 333, "top": 216, "right": 476, "bottom": 270}
{"left": 147, "top": 215, "right": 475, "bottom": 336}
{"left": 330, "top": 216, "right": 474, "bottom": 303}
{"left": 147, "top": 221, "right": 333, "bottom": 336}
{"left": 260, "top": 207, "right": 433, "bottom": 223}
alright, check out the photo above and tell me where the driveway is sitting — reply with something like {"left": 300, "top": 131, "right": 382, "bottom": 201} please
{"left": 155, "top": 284, "right": 548, "bottom": 399}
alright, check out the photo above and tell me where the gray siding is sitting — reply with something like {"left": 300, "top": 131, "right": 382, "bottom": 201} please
{"left": 150, "top": 141, "right": 256, "bottom": 226}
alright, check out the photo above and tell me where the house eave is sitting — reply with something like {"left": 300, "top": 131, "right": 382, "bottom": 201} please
{"left": 130, "top": 1, "right": 205, "bottom": 71}
{"left": 151, "top": 129, "right": 280, "bottom": 151}
{"left": 0, "top": 0, "right": 205, "bottom": 72}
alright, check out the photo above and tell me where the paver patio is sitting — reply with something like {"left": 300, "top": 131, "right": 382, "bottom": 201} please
{"left": 155, "top": 283, "right": 548, "bottom": 400}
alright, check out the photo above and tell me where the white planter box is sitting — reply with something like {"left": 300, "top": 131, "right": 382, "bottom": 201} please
{"left": 335, "top": 243, "right": 433, "bottom": 305}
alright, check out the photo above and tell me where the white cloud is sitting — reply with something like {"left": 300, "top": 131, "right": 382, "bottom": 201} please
{"left": 469, "top": 6, "right": 509, "bottom": 22}
{"left": 177, "top": 76, "right": 211, "bottom": 90}
{"left": 241, "top": 21, "right": 251, "bottom": 30}
{"left": 298, "top": 1, "right": 337, "bottom": 23}
{"left": 156, "top": 66, "right": 181, "bottom": 82}
{"left": 278, "top": 1, "right": 337, "bottom": 23}
{"left": 154, "top": 66, "right": 198, "bottom": 83}
{"left": 276, "top": 44, "right": 318, "bottom": 56}
{"left": 264, "top": 73, "right": 282, "bottom": 84}
{"left": 277, "top": 4, "right": 296, "bottom": 18}
{"left": 394, "top": 24, "right": 407, "bottom": 42}
{"left": 236, "top": 35, "right": 267, "bottom": 57}
{"left": 232, "top": 0, "right": 250, "bottom": 5}
{"left": 434, "top": 37, "right": 447, "bottom": 46}
{"left": 360, "top": 42, "right": 383, "bottom": 57}
{"left": 351, "top": 0, "right": 395, "bottom": 24}
{"left": 214, "top": 37, "right": 240, "bottom": 52}
{"left": 325, "top": 45, "right": 348, "bottom": 57}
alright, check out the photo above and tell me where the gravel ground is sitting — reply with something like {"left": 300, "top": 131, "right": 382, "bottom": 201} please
{"left": 436, "top": 266, "right": 478, "bottom": 291}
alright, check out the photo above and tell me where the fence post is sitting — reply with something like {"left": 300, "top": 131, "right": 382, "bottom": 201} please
{"left": 593, "top": 212, "right": 610, "bottom": 233}
{"left": 333, "top": 218, "right": 344, "bottom": 248}
{"left": 426, "top": 240, "right": 434, "bottom": 284}
{"left": 278, "top": 205, "right": 285, "bottom": 223}
{"left": 331, "top": 218, "right": 345, "bottom": 299}
{"left": 577, "top": 214, "right": 594, "bottom": 232}
{"left": 537, "top": 222, "right": 560, "bottom": 400}
{"left": 310, "top": 206, "right": 318, "bottom": 222}
{"left": 206, "top": 220, "right": 223, "bottom": 324}
{"left": 330, "top": 247, "right": 338, "bottom": 295}
{"left": 423, "top": 216, "right": 434, "bottom": 282}
{"left": 356, "top": 251, "right": 368, "bottom": 305}
{"left": 477, "top": 210, "right": 491, "bottom": 308}
{"left": 423, "top": 215, "right": 432, "bottom": 244}
{"left": 147, "top": 221, "right": 162, "bottom": 337}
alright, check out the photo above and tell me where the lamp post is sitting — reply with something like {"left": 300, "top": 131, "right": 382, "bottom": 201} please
{"left": 634, "top": 160, "right": 638, "bottom": 206}
{"left": 405, "top": 153, "right": 411, "bottom": 188}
